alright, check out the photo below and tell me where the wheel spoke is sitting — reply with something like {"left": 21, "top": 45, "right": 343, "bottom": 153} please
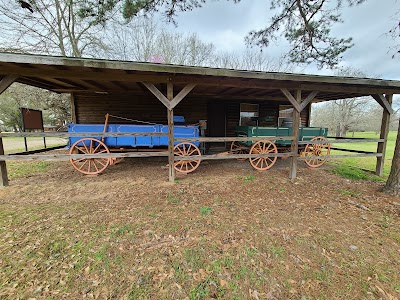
{"left": 255, "top": 157, "right": 262, "bottom": 167}
{"left": 182, "top": 143, "right": 187, "bottom": 155}
{"left": 92, "top": 160, "right": 99, "bottom": 172}
{"left": 93, "top": 143, "right": 102, "bottom": 153}
{"left": 176, "top": 147, "right": 184, "bottom": 155}
{"left": 187, "top": 148, "right": 198, "bottom": 156}
{"left": 89, "top": 139, "right": 93, "bottom": 154}
{"left": 82, "top": 142, "right": 89, "bottom": 154}
{"left": 188, "top": 161, "right": 195, "bottom": 169}
{"left": 76, "top": 146, "right": 86, "bottom": 154}
{"left": 87, "top": 160, "right": 92, "bottom": 173}
{"left": 96, "top": 159, "right": 107, "bottom": 167}
{"left": 264, "top": 143, "right": 272, "bottom": 153}
{"left": 78, "top": 160, "right": 89, "bottom": 170}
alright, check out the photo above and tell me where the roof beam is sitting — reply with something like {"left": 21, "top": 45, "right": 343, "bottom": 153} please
{"left": 170, "top": 83, "right": 196, "bottom": 109}
{"left": 142, "top": 82, "right": 171, "bottom": 109}
{"left": 371, "top": 94, "right": 394, "bottom": 114}
{"left": 142, "top": 82, "right": 196, "bottom": 110}
{"left": 280, "top": 88, "right": 301, "bottom": 112}
{"left": 0, "top": 75, "right": 18, "bottom": 95}
{"left": 300, "top": 91, "right": 319, "bottom": 111}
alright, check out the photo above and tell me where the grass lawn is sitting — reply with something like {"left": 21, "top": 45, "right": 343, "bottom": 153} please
{"left": 2, "top": 136, "right": 67, "bottom": 154}
{"left": 328, "top": 131, "right": 397, "bottom": 180}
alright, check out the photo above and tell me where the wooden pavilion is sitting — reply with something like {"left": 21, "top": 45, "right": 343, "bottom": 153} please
{"left": 1, "top": 52, "right": 400, "bottom": 186}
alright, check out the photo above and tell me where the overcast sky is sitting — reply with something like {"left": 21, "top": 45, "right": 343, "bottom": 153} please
{"left": 161, "top": 0, "right": 399, "bottom": 80}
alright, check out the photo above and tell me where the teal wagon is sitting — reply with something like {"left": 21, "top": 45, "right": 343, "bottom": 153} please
{"left": 231, "top": 126, "right": 330, "bottom": 171}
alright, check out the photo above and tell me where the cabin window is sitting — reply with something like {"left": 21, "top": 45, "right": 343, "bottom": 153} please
{"left": 240, "top": 103, "right": 259, "bottom": 126}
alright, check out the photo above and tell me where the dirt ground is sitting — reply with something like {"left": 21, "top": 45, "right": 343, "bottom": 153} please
{"left": 0, "top": 157, "right": 399, "bottom": 299}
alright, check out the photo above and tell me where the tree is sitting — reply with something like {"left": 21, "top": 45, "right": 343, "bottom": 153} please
{"left": 0, "top": 83, "right": 71, "bottom": 131}
{"left": 105, "top": 18, "right": 216, "bottom": 65}
{"left": 76, "top": 0, "right": 367, "bottom": 68}
{"left": 1, "top": 0, "right": 108, "bottom": 57}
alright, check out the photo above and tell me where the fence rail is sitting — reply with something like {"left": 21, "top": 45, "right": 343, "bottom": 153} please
{"left": 0, "top": 134, "right": 383, "bottom": 162}
{"left": 0, "top": 132, "right": 168, "bottom": 138}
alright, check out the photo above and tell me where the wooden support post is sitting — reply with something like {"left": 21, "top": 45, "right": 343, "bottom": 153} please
{"left": 167, "top": 82, "right": 175, "bottom": 183}
{"left": 0, "top": 75, "right": 18, "bottom": 95}
{"left": 289, "top": 90, "right": 301, "bottom": 180}
{"left": 71, "top": 93, "right": 77, "bottom": 123}
{"left": 376, "top": 94, "right": 393, "bottom": 176}
{"left": 0, "top": 137, "right": 8, "bottom": 187}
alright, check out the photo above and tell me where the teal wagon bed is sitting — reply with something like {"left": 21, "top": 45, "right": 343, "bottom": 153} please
{"left": 231, "top": 126, "right": 330, "bottom": 171}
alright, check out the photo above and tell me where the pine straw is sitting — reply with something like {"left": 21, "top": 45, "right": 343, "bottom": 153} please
{"left": 0, "top": 157, "right": 399, "bottom": 299}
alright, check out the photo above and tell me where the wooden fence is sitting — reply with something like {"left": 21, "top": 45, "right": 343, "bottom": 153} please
{"left": 0, "top": 131, "right": 385, "bottom": 187}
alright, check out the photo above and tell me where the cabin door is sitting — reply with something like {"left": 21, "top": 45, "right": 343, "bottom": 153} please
{"left": 207, "top": 102, "right": 226, "bottom": 150}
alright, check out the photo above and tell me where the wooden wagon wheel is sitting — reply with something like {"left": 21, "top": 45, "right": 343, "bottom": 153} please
{"left": 249, "top": 140, "right": 278, "bottom": 171}
{"left": 303, "top": 136, "right": 331, "bottom": 168}
{"left": 69, "top": 138, "right": 110, "bottom": 175}
{"left": 173, "top": 142, "right": 201, "bottom": 174}
{"left": 230, "top": 141, "right": 249, "bottom": 161}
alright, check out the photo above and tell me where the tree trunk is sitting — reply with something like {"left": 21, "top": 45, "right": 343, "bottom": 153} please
{"left": 383, "top": 118, "right": 400, "bottom": 195}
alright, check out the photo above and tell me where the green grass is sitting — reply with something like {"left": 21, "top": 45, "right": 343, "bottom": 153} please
{"left": 242, "top": 175, "right": 256, "bottom": 184}
{"left": 6, "top": 161, "right": 53, "bottom": 179}
{"left": 328, "top": 131, "right": 397, "bottom": 179}
{"left": 199, "top": 206, "right": 213, "bottom": 215}
{"left": 2, "top": 136, "right": 67, "bottom": 154}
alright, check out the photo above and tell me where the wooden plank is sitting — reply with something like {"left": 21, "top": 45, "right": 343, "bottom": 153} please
{"left": 327, "top": 136, "right": 385, "bottom": 140}
{"left": 372, "top": 94, "right": 394, "bottom": 115}
{"left": 298, "top": 138, "right": 384, "bottom": 145}
{"left": 280, "top": 88, "right": 301, "bottom": 112}
{"left": 0, "top": 152, "right": 168, "bottom": 161}
{"left": 71, "top": 93, "right": 77, "bottom": 123}
{"left": 329, "top": 147, "right": 378, "bottom": 154}
{"left": 289, "top": 90, "right": 301, "bottom": 179}
{"left": 175, "top": 152, "right": 294, "bottom": 161}
{"left": 0, "top": 137, "right": 8, "bottom": 187}
{"left": 299, "top": 153, "right": 383, "bottom": 159}
{"left": 0, "top": 75, "right": 18, "bottom": 95}
{"left": 0, "top": 132, "right": 168, "bottom": 137}
{"left": 142, "top": 82, "right": 171, "bottom": 110}
{"left": 375, "top": 94, "right": 393, "bottom": 176}
{"left": 167, "top": 82, "right": 175, "bottom": 183}
{"left": 300, "top": 91, "right": 319, "bottom": 112}
{"left": 170, "top": 83, "right": 196, "bottom": 109}
{"left": 176, "top": 136, "right": 295, "bottom": 142}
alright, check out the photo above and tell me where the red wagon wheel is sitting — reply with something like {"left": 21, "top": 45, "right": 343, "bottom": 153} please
{"left": 173, "top": 142, "right": 201, "bottom": 174}
{"left": 230, "top": 141, "right": 248, "bottom": 161}
{"left": 303, "top": 136, "right": 331, "bottom": 168}
{"left": 69, "top": 138, "right": 110, "bottom": 175}
{"left": 249, "top": 140, "right": 278, "bottom": 171}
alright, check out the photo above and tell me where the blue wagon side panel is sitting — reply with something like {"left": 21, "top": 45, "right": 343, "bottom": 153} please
{"left": 115, "top": 124, "right": 160, "bottom": 147}
{"left": 68, "top": 124, "right": 116, "bottom": 148}
{"left": 160, "top": 125, "right": 200, "bottom": 147}
{"left": 68, "top": 123, "right": 200, "bottom": 148}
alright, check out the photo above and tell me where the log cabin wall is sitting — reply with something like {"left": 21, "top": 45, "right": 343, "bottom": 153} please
{"left": 73, "top": 92, "right": 208, "bottom": 125}
{"left": 73, "top": 92, "right": 310, "bottom": 136}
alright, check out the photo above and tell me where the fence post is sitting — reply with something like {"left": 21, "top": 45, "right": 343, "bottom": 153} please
{"left": 0, "top": 136, "right": 8, "bottom": 187}
{"left": 289, "top": 90, "right": 301, "bottom": 180}
{"left": 376, "top": 94, "right": 393, "bottom": 176}
{"left": 167, "top": 82, "right": 175, "bottom": 183}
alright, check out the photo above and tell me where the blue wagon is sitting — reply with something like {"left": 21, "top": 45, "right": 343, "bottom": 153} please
{"left": 68, "top": 114, "right": 201, "bottom": 175}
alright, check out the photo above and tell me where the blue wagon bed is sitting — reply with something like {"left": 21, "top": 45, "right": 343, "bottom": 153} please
{"left": 67, "top": 114, "right": 202, "bottom": 175}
